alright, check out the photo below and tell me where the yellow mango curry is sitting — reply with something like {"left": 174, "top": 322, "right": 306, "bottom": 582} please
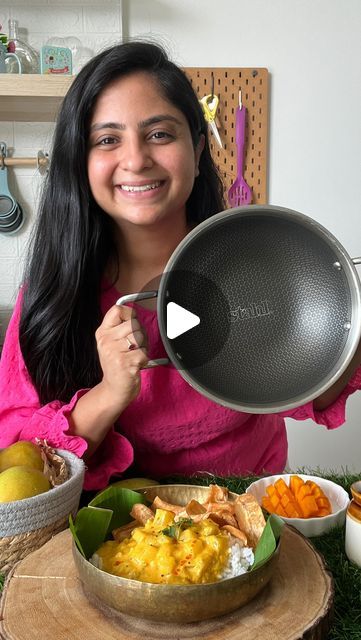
{"left": 93, "top": 508, "right": 231, "bottom": 585}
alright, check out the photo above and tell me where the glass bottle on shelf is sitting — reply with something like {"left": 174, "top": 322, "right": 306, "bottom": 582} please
{"left": 0, "top": 24, "right": 8, "bottom": 48}
{"left": 6, "top": 18, "right": 39, "bottom": 73}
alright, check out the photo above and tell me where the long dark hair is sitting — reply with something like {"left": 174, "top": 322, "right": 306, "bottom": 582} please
{"left": 19, "top": 41, "right": 225, "bottom": 404}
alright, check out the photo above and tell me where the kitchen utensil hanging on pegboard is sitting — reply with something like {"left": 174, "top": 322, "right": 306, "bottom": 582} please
{"left": 185, "top": 67, "right": 269, "bottom": 205}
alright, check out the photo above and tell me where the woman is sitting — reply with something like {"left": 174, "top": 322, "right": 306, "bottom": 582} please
{"left": 0, "top": 41, "right": 360, "bottom": 490}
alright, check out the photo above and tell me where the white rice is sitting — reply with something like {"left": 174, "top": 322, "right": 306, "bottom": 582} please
{"left": 220, "top": 540, "right": 254, "bottom": 580}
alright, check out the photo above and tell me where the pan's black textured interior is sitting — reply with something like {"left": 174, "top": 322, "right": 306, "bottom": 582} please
{"left": 162, "top": 269, "right": 231, "bottom": 369}
{"left": 159, "top": 213, "right": 353, "bottom": 407}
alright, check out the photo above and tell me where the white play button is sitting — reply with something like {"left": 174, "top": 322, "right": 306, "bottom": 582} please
{"left": 166, "top": 302, "right": 200, "bottom": 339}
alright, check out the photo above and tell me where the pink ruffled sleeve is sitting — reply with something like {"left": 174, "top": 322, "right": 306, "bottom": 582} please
{"left": 0, "top": 289, "right": 134, "bottom": 490}
{"left": 279, "top": 366, "right": 361, "bottom": 428}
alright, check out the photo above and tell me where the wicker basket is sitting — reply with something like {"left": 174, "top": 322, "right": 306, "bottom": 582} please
{"left": 0, "top": 449, "right": 85, "bottom": 575}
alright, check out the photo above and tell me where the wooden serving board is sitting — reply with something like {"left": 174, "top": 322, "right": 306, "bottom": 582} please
{"left": 0, "top": 526, "right": 333, "bottom": 640}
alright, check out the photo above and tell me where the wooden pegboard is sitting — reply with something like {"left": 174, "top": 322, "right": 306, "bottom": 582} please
{"left": 185, "top": 68, "right": 269, "bottom": 205}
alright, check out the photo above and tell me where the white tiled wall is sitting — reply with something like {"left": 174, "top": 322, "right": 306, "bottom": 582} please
{"left": 0, "top": 0, "right": 123, "bottom": 56}
{"left": 0, "top": 1, "right": 123, "bottom": 344}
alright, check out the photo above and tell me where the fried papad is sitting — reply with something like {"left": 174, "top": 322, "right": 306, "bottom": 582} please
{"left": 112, "top": 484, "right": 266, "bottom": 549}
{"left": 234, "top": 493, "right": 266, "bottom": 548}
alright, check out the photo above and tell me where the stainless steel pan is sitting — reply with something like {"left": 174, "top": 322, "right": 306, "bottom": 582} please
{"left": 117, "top": 205, "right": 361, "bottom": 413}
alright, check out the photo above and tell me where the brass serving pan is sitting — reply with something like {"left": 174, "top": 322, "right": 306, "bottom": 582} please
{"left": 72, "top": 484, "right": 280, "bottom": 623}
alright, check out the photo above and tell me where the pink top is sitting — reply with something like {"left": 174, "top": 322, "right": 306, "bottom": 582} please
{"left": 1, "top": 284, "right": 361, "bottom": 491}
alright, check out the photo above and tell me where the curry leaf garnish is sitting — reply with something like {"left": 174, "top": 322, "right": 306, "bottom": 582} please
{"left": 162, "top": 517, "right": 193, "bottom": 540}
{"left": 162, "top": 524, "right": 178, "bottom": 539}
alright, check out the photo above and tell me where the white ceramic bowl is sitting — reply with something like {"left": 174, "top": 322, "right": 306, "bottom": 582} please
{"left": 246, "top": 474, "right": 350, "bottom": 537}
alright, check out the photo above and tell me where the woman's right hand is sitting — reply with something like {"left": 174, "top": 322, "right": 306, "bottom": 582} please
{"left": 95, "top": 304, "right": 149, "bottom": 414}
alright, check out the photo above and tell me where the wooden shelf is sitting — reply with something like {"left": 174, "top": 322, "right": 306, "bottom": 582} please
{"left": 0, "top": 74, "right": 74, "bottom": 121}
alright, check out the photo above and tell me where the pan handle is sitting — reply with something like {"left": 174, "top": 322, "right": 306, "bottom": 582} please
{"left": 116, "top": 290, "right": 169, "bottom": 368}
{"left": 353, "top": 257, "right": 361, "bottom": 266}
{"left": 116, "top": 291, "right": 158, "bottom": 305}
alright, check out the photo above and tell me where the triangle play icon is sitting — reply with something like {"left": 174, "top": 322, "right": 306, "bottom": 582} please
{"left": 166, "top": 302, "right": 200, "bottom": 339}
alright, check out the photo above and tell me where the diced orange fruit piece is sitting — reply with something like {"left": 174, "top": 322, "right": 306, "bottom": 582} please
{"left": 289, "top": 475, "right": 304, "bottom": 497}
{"left": 284, "top": 502, "right": 301, "bottom": 518}
{"left": 280, "top": 493, "right": 290, "bottom": 507}
{"left": 274, "top": 478, "right": 290, "bottom": 496}
{"left": 266, "top": 485, "right": 277, "bottom": 497}
{"left": 316, "top": 496, "right": 331, "bottom": 509}
{"left": 270, "top": 493, "right": 279, "bottom": 508}
{"left": 274, "top": 503, "right": 288, "bottom": 517}
{"left": 261, "top": 475, "right": 332, "bottom": 519}
{"left": 297, "top": 484, "right": 312, "bottom": 501}
{"left": 299, "top": 495, "right": 318, "bottom": 518}
{"left": 305, "top": 480, "right": 323, "bottom": 497}
{"left": 261, "top": 497, "right": 276, "bottom": 513}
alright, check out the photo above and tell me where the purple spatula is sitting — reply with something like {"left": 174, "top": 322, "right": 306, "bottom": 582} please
{"left": 228, "top": 92, "right": 252, "bottom": 207}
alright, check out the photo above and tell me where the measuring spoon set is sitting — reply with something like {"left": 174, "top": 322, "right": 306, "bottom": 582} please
{"left": 0, "top": 142, "right": 24, "bottom": 235}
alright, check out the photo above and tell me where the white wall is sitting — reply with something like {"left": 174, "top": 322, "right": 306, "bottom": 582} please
{"left": 1, "top": 0, "right": 360, "bottom": 472}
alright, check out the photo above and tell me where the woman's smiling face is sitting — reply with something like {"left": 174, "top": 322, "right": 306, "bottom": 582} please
{"left": 87, "top": 71, "right": 203, "bottom": 230}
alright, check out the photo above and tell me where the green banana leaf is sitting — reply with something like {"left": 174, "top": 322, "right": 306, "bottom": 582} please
{"left": 69, "top": 486, "right": 147, "bottom": 559}
{"left": 69, "top": 507, "right": 112, "bottom": 559}
{"left": 251, "top": 513, "right": 284, "bottom": 571}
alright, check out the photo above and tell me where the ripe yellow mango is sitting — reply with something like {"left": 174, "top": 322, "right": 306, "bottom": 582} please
{"left": 0, "top": 466, "right": 50, "bottom": 503}
{"left": 262, "top": 475, "right": 332, "bottom": 519}
{"left": 0, "top": 441, "right": 43, "bottom": 473}
{"left": 109, "top": 478, "right": 159, "bottom": 490}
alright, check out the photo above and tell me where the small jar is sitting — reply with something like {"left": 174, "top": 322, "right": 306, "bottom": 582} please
{"left": 7, "top": 18, "right": 39, "bottom": 73}
{"left": 345, "top": 480, "right": 361, "bottom": 568}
